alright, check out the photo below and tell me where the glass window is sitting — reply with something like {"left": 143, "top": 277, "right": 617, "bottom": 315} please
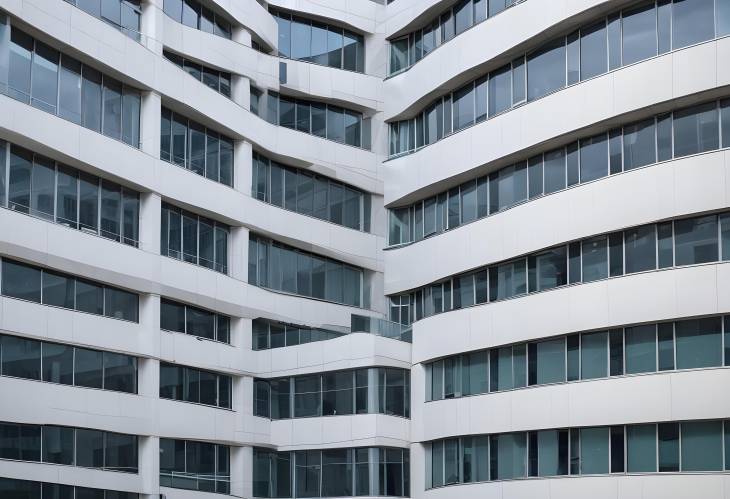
{"left": 623, "top": 118, "right": 656, "bottom": 170}
{"left": 81, "top": 66, "right": 103, "bottom": 132}
{"left": 1, "top": 335, "right": 41, "bottom": 379}
{"left": 681, "top": 421, "right": 723, "bottom": 471}
{"left": 582, "top": 236, "right": 608, "bottom": 282}
{"left": 625, "top": 225, "right": 656, "bottom": 273}
{"left": 580, "top": 427, "right": 609, "bottom": 474}
{"left": 8, "top": 146, "right": 32, "bottom": 213}
{"left": 535, "top": 429, "right": 569, "bottom": 476}
{"left": 105, "top": 432, "right": 137, "bottom": 472}
{"left": 543, "top": 149, "right": 566, "bottom": 194}
{"left": 580, "top": 21, "right": 607, "bottom": 80}
{"left": 2, "top": 260, "right": 41, "bottom": 302}
{"left": 8, "top": 28, "right": 33, "bottom": 103}
{"left": 627, "top": 424, "right": 657, "bottom": 472}
{"left": 102, "top": 78, "right": 123, "bottom": 140}
{"left": 581, "top": 331, "right": 608, "bottom": 380}
{"left": 41, "top": 342, "right": 73, "bottom": 385}
{"left": 41, "top": 426, "right": 74, "bottom": 465}
{"left": 675, "top": 317, "right": 722, "bottom": 369}
{"left": 488, "top": 65, "right": 511, "bottom": 117}
{"left": 30, "top": 41, "right": 59, "bottom": 114}
{"left": 625, "top": 325, "right": 657, "bottom": 374}
{"left": 294, "top": 375, "right": 321, "bottom": 417}
{"left": 76, "top": 279, "right": 103, "bottom": 315}
{"left": 672, "top": 0, "right": 714, "bottom": 49}
{"left": 295, "top": 450, "right": 321, "bottom": 498}
{"left": 580, "top": 134, "right": 608, "bottom": 182}
{"left": 104, "top": 287, "right": 138, "bottom": 322}
{"left": 327, "top": 27, "right": 343, "bottom": 68}
{"left": 673, "top": 102, "right": 719, "bottom": 158}
{"left": 322, "top": 449, "right": 352, "bottom": 497}
{"left": 532, "top": 338, "right": 565, "bottom": 385}
{"left": 343, "top": 31, "right": 358, "bottom": 72}
{"left": 42, "top": 270, "right": 74, "bottom": 309}
{"left": 622, "top": 3, "right": 657, "bottom": 65}
{"left": 491, "top": 433, "right": 526, "bottom": 479}
{"left": 527, "top": 38, "right": 566, "bottom": 101}
{"left": 75, "top": 347, "right": 103, "bottom": 389}
{"left": 452, "top": 83, "right": 475, "bottom": 131}
{"left": 674, "top": 214, "right": 718, "bottom": 265}
{"left": 104, "top": 351, "right": 136, "bottom": 393}
{"left": 75, "top": 428, "right": 104, "bottom": 468}
{"left": 454, "top": 0, "right": 473, "bottom": 35}
{"left": 327, "top": 106, "right": 345, "bottom": 143}
{"left": 56, "top": 166, "right": 78, "bottom": 228}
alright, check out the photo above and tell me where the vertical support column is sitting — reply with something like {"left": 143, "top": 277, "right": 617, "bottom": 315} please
{"left": 141, "top": 0, "right": 164, "bottom": 56}
{"left": 234, "top": 140, "right": 253, "bottom": 195}
{"left": 232, "top": 25, "right": 252, "bottom": 47}
{"left": 139, "top": 435, "right": 161, "bottom": 495}
{"left": 232, "top": 74, "right": 252, "bottom": 111}
{"left": 138, "top": 294, "right": 161, "bottom": 361}
{"left": 139, "top": 192, "right": 162, "bottom": 254}
{"left": 236, "top": 445, "right": 253, "bottom": 499}
{"left": 140, "top": 91, "right": 162, "bottom": 160}
{"left": 229, "top": 226, "right": 250, "bottom": 282}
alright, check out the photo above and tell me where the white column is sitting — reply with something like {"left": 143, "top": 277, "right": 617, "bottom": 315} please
{"left": 229, "top": 225, "right": 250, "bottom": 282}
{"left": 139, "top": 293, "right": 161, "bottom": 359}
{"left": 139, "top": 435, "right": 161, "bottom": 495}
{"left": 232, "top": 25, "right": 252, "bottom": 47}
{"left": 139, "top": 192, "right": 162, "bottom": 254}
{"left": 232, "top": 74, "right": 251, "bottom": 111}
{"left": 141, "top": 0, "right": 164, "bottom": 55}
{"left": 237, "top": 446, "right": 254, "bottom": 499}
{"left": 140, "top": 91, "right": 162, "bottom": 159}
{"left": 234, "top": 140, "right": 253, "bottom": 195}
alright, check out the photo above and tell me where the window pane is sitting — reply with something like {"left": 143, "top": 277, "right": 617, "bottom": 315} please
{"left": 81, "top": 66, "right": 104, "bottom": 133}
{"left": 8, "top": 146, "right": 32, "bottom": 213}
{"left": 527, "top": 38, "right": 566, "bottom": 101}
{"left": 582, "top": 236, "right": 608, "bottom": 282}
{"left": 534, "top": 338, "right": 565, "bottom": 384}
{"left": 543, "top": 149, "right": 566, "bottom": 194}
{"left": 625, "top": 325, "right": 657, "bottom": 374}
{"left": 488, "top": 65, "right": 511, "bottom": 116}
{"left": 580, "top": 427, "right": 609, "bottom": 474}
{"left": 75, "top": 347, "right": 103, "bottom": 388}
{"left": 681, "top": 421, "right": 723, "bottom": 471}
{"left": 2, "top": 260, "right": 41, "bottom": 302}
{"left": 623, "top": 118, "right": 656, "bottom": 170}
{"left": 675, "top": 317, "right": 722, "bottom": 369}
{"left": 102, "top": 78, "right": 123, "bottom": 140}
{"left": 42, "top": 426, "right": 74, "bottom": 465}
{"left": 343, "top": 31, "right": 358, "bottom": 71}
{"left": 580, "top": 134, "right": 608, "bottom": 182}
{"left": 41, "top": 342, "right": 73, "bottom": 385}
{"left": 622, "top": 3, "right": 657, "bottom": 65}
{"left": 56, "top": 166, "right": 78, "bottom": 228}
{"left": 674, "top": 214, "right": 718, "bottom": 265}
{"left": 42, "top": 270, "right": 74, "bottom": 309}
{"left": 536, "top": 429, "right": 568, "bottom": 476}
{"left": 581, "top": 331, "right": 608, "bottom": 379}
{"left": 100, "top": 181, "right": 121, "bottom": 241}
{"left": 453, "top": 83, "right": 474, "bottom": 131}
{"left": 78, "top": 173, "right": 99, "bottom": 233}
{"left": 104, "top": 351, "right": 136, "bottom": 393}
{"left": 492, "top": 433, "right": 526, "bottom": 479}
{"left": 327, "top": 27, "right": 343, "bottom": 68}
{"left": 673, "top": 102, "right": 719, "bottom": 158}
{"left": 105, "top": 432, "right": 137, "bottom": 473}
{"left": 30, "top": 41, "right": 59, "bottom": 114}
{"left": 104, "top": 287, "right": 138, "bottom": 321}
{"left": 327, "top": 106, "right": 345, "bottom": 143}
{"left": 672, "top": 0, "right": 714, "bottom": 49}
{"left": 625, "top": 225, "right": 656, "bottom": 273}
{"left": 76, "top": 279, "right": 103, "bottom": 315}
{"left": 8, "top": 28, "right": 33, "bottom": 103}
{"left": 580, "top": 21, "right": 607, "bottom": 80}
{"left": 75, "top": 428, "right": 104, "bottom": 468}
{"left": 627, "top": 424, "right": 657, "bottom": 472}
{"left": 1, "top": 335, "right": 41, "bottom": 379}
{"left": 295, "top": 450, "right": 321, "bottom": 498}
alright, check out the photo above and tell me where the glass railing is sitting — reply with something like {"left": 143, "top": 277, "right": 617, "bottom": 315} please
{"left": 351, "top": 315, "right": 412, "bottom": 342}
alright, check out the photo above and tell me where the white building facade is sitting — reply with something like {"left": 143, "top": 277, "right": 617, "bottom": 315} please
{"left": 0, "top": 0, "right": 728, "bottom": 498}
